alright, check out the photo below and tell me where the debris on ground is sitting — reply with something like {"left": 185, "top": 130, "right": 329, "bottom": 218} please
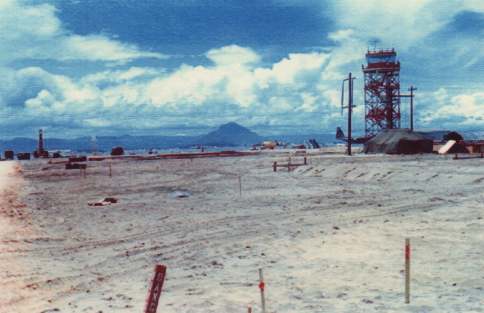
{"left": 169, "top": 190, "right": 191, "bottom": 198}
{"left": 88, "top": 197, "right": 119, "bottom": 206}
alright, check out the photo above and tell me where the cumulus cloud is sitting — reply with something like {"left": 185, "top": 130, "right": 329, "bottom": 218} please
{"left": 0, "top": 0, "right": 164, "bottom": 64}
{"left": 0, "top": 0, "right": 482, "bottom": 136}
{"left": 419, "top": 89, "right": 484, "bottom": 128}
{"left": 0, "top": 44, "right": 337, "bottom": 133}
{"left": 206, "top": 45, "right": 261, "bottom": 66}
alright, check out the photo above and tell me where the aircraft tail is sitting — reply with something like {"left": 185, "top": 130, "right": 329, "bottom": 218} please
{"left": 309, "top": 139, "right": 320, "bottom": 149}
{"left": 336, "top": 127, "right": 345, "bottom": 139}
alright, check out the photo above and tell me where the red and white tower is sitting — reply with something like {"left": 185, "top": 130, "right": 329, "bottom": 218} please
{"left": 38, "top": 129, "right": 45, "bottom": 155}
{"left": 362, "top": 49, "right": 401, "bottom": 136}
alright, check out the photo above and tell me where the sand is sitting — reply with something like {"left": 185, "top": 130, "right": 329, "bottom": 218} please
{"left": 0, "top": 151, "right": 483, "bottom": 313}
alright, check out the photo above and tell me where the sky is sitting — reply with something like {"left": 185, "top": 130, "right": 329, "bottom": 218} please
{"left": 0, "top": 0, "right": 483, "bottom": 138}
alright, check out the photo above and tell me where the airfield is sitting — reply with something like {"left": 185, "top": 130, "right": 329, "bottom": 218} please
{"left": 0, "top": 150, "right": 483, "bottom": 313}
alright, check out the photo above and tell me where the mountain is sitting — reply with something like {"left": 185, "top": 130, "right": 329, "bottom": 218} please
{"left": 0, "top": 122, "right": 263, "bottom": 153}
{"left": 197, "top": 122, "right": 262, "bottom": 146}
{"left": 0, "top": 135, "right": 196, "bottom": 153}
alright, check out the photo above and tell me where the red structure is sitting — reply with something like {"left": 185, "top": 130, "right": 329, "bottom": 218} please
{"left": 38, "top": 129, "right": 44, "bottom": 154}
{"left": 145, "top": 265, "right": 167, "bottom": 313}
{"left": 363, "top": 49, "right": 401, "bottom": 136}
{"left": 35, "top": 129, "right": 49, "bottom": 158}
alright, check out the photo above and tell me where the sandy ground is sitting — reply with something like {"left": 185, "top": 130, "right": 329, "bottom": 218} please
{"left": 0, "top": 151, "right": 483, "bottom": 313}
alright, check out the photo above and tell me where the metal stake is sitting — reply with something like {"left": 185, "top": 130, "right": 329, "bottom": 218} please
{"left": 405, "top": 238, "right": 411, "bottom": 304}
{"left": 259, "top": 268, "right": 266, "bottom": 313}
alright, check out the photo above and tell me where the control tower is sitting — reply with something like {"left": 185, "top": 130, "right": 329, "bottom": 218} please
{"left": 362, "top": 49, "right": 401, "bottom": 136}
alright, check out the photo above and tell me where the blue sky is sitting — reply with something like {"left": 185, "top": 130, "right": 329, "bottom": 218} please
{"left": 0, "top": 0, "right": 482, "bottom": 138}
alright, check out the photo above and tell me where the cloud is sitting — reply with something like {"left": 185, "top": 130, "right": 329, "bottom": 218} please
{"left": 0, "top": 0, "right": 482, "bottom": 136}
{"left": 419, "top": 89, "right": 484, "bottom": 128}
{"left": 331, "top": 1, "right": 441, "bottom": 48}
{"left": 206, "top": 45, "right": 261, "bottom": 66}
{"left": 0, "top": 44, "right": 338, "bottom": 134}
{"left": 330, "top": 1, "right": 484, "bottom": 48}
{"left": 0, "top": 0, "right": 165, "bottom": 64}
{"left": 265, "top": 52, "right": 329, "bottom": 84}
{"left": 58, "top": 35, "right": 163, "bottom": 62}
{"left": 81, "top": 67, "right": 162, "bottom": 86}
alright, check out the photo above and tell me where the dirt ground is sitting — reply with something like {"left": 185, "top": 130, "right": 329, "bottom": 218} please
{"left": 0, "top": 151, "right": 483, "bottom": 313}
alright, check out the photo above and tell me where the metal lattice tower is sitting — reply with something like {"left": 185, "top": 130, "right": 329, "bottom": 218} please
{"left": 362, "top": 48, "right": 401, "bottom": 136}
{"left": 38, "top": 129, "right": 44, "bottom": 154}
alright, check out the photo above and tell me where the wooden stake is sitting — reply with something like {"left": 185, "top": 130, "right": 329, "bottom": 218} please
{"left": 405, "top": 238, "right": 410, "bottom": 304}
{"left": 273, "top": 161, "right": 277, "bottom": 172}
{"left": 145, "top": 265, "right": 167, "bottom": 313}
{"left": 259, "top": 268, "right": 266, "bottom": 313}
{"left": 109, "top": 162, "right": 112, "bottom": 177}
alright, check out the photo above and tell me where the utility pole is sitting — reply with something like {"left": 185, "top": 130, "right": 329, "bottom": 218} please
{"left": 393, "top": 86, "right": 417, "bottom": 131}
{"left": 348, "top": 73, "right": 353, "bottom": 155}
{"left": 341, "top": 72, "right": 356, "bottom": 156}
{"left": 408, "top": 86, "right": 417, "bottom": 131}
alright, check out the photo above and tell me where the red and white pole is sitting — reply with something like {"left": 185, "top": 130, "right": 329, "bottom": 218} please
{"left": 145, "top": 264, "right": 167, "bottom": 313}
{"left": 259, "top": 268, "right": 266, "bottom": 313}
{"left": 405, "top": 238, "right": 410, "bottom": 304}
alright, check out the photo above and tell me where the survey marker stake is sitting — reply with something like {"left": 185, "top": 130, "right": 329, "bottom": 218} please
{"left": 259, "top": 268, "right": 266, "bottom": 313}
{"left": 145, "top": 264, "right": 167, "bottom": 313}
{"left": 405, "top": 238, "right": 411, "bottom": 304}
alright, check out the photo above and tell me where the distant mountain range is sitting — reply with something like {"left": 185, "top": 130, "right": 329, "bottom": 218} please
{"left": 0, "top": 122, "right": 334, "bottom": 153}
{"left": 1, "top": 123, "right": 480, "bottom": 154}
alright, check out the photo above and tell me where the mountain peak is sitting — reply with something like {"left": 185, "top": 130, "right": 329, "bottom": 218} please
{"left": 218, "top": 122, "right": 246, "bottom": 131}
{"left": 199, "top": 122, "right": 261, "bottom": 146}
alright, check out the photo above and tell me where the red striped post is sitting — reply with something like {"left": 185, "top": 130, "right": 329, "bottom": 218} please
{"left": 259, "top": 268, "right": 266, "bottom": 313}
{"left": 145, "top": 265, "right": 167, "bottom": 313}
{"left": 405, "top": 238, "right": 410, "bottom": 304}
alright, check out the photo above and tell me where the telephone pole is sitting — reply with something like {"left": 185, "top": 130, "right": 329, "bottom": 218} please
{"left": 408, "top": 86, "right": 417, "bottom": 131}
{"left": 393, "top": 86, "right": 417, "bottom": 131}
{"left": 341, "top": 72, "right": 356, "bottom": 156}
